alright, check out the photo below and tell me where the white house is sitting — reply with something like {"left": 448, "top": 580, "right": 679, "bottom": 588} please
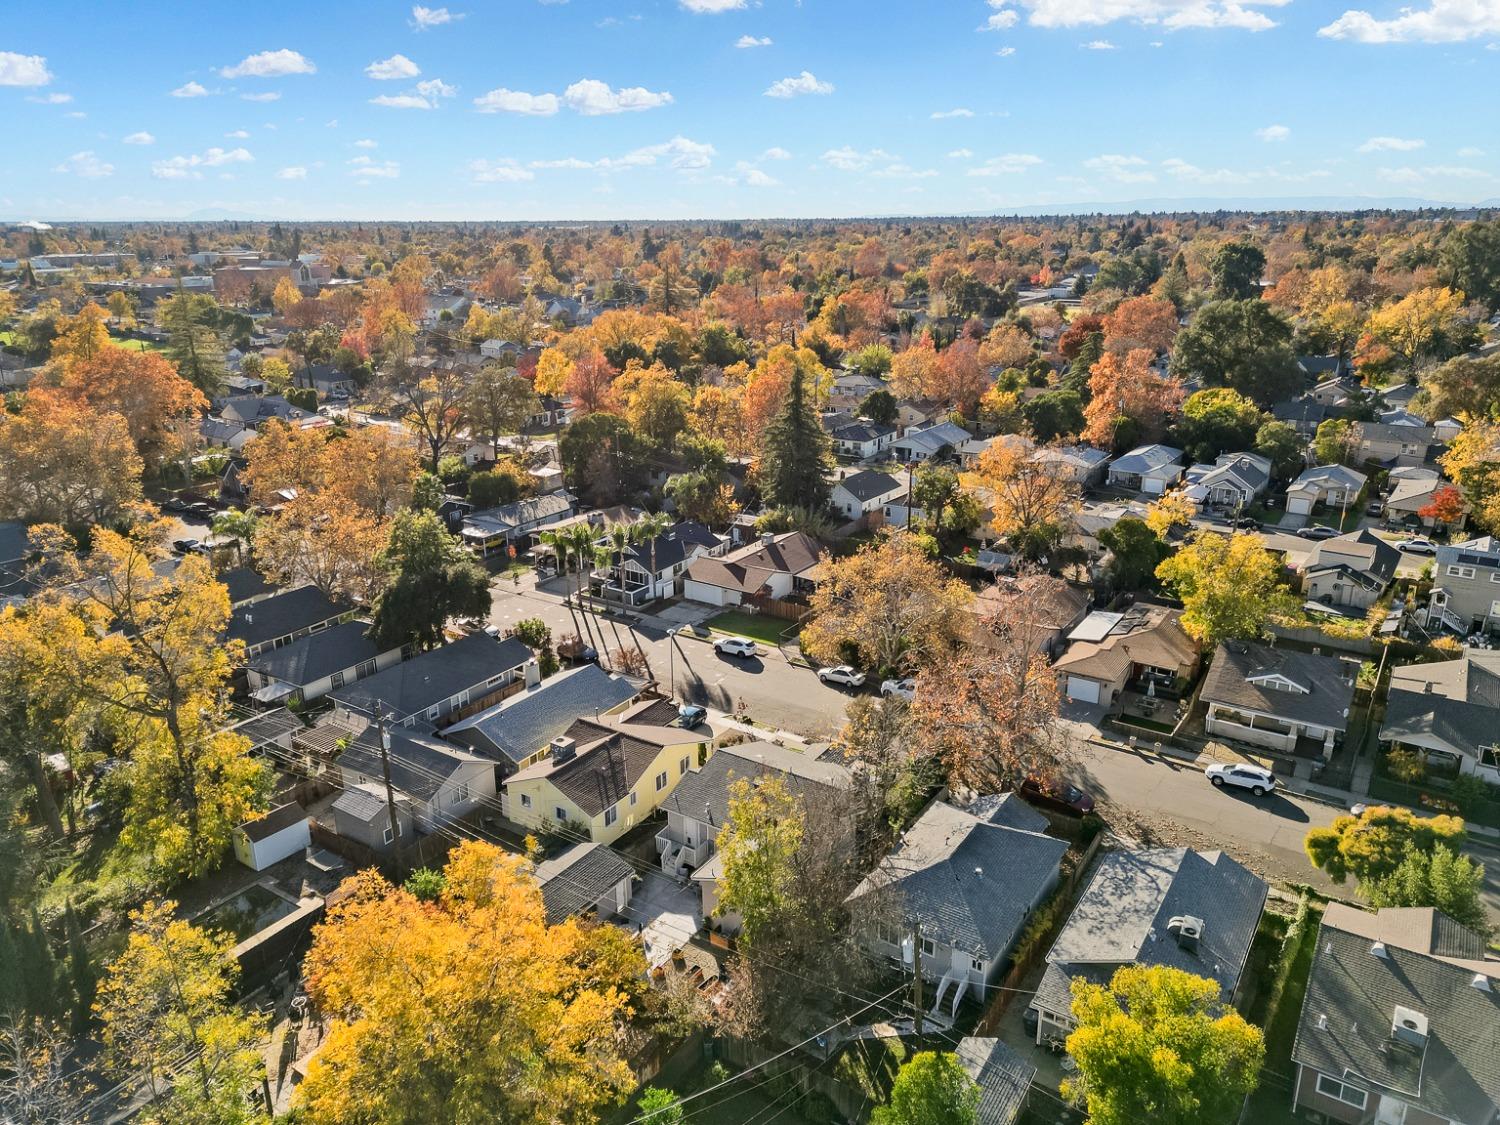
{"left": 831, "top": 420, "right": 897, "bottom": 460}
{"left": 244, "top": 620, "right": 404, "bottom": 706}
{"left": 832, "top": 470, "right": 906, "bottom": 522}
{"left": 1285, "top": 464, "right": 1367, "bottom": 517}
{"left": 1106, "top": 445, "right": 1184, "bottom": 496}
{"left": 232, "top": 803, "right": 310, "bottom": 871}
{"left": 592, "top": 520, "right": 725, "bottom": 606}
{"left": 1184, "top": 452, "right": 1272, "bottom": 510}
{"left": 893, "top": 420, "right": 971, "bottom": 463}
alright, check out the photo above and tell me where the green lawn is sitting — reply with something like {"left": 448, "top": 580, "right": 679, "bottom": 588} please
{"left": 705, "top": 610, "right": 797, "bottom": 648}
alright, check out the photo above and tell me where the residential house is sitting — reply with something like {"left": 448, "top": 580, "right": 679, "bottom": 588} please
{"left": 1068, "top": 499, "right": 1151, "bottom": 558}
{"left": 1302, "top": 529, "right": 1402, "bottom": 611}
{"left": 420, "top": 293, "right": 471, "bottom": 329}
{"left": 336, "top": 725, "right": 497, "bottom": 831}
{"left": 1379, "top": 381, "right": 1422, "bottom": 410}
{"left": 244, "top": 620, "right": 404, "bottom": 706}
{"left": 1353, "top": 420, "right": 1438, "bottom": 468}
{"left": 682, "top": 531, "right": 825, "bottom": 608}
{"left": 479, "top": 338, "right": 521, "bottom": 362}
{"left": 0, "top": 520, "right": 32, "bottom": 606}
{"left": 1380, "top": 650, "right": 1500, "bottom": 783}
{"left": 591, "top": 520, "right": 725, "bottom": 606}
{"left": 1054, "top": 605, "right": 1200, "bottom": 706}
{"left": 503, "top": 718, "right": 713, "bottom": 845}
{"left": 330, "top": 782, "right": 413, "bottom": 852}
{"left": 295, "top": 363, "right": 356, "bottom": 398}
{"left": 657, "top": 740, "right": 852, "bottom": 925}
{"left": 893, "top": 420, "right": 971, "bottom": 463}
{"left": 232, "top": 803, "right": 310, "bottom": 871}
{"left": 1290, "top": 904, "right": 1500, "bottom": 1125}
{"left": 1183, "top": 452, "right": 1272, "bottom": 510}
{"left": 956, "top": 1038, "right": 1035, "bottom": 1125}
{"left": 832, "top": 469, "right": 906, "bottom": 523}
{"left": 220, "top": 566, "right": 276, "bottom": 607}
{"left": 458, "top": 491, "right": 575, "bottom": 557}
{"left": 1298, "top": 355, "right": 1348, "bottom": 380}
{"left": 1202, "top": 641, "right": 1357, "bottom": 757}
{"left": 1386, "top": 466, "right": 1448, "bottom": 527}
{"left": 219, "top": 395, "right": 314, "bottom": 430}
{"left": 329, "top": 631, "right": 534, "bottom": 728}
{"left": 1031, "top": 445, "right": 1112, "bottom": 488}
{"left": 534, "top": 842, "right": 636, "bottom": 925}
{"left": 1106, "top": 444, "right": 1184, "bottom": 496}
{"left": 831, "top": 420, "right": 897, "bottom": 460}
{"left": 228, "top": 586, "right": 355, "bottom": 658}
{"left": 1032, "top": 848, "right": 1267, "bottom": 1045}
{"left": 969, "top": 575, "right": 1091, "bottom": 661}
{"left": 1271, "top": 395, "right": 1335, "bottom": 439}
{"left": 1309, "top": 373, "right": 1364, "bottom": 407}
{"left": 1426, "top": 536, "right": 1500, "bottom": 634}
{"left": 526, "top": 393, "right": 570, "bottom": 431}
{"left": 1285, "top": 464, "right": 1367, "bottom": 517}
{"left": 846, "top": 800, "right": 1067, "bottom": 1019}
{"left": 442, "top": 662, "right": 642, "bottom": 781}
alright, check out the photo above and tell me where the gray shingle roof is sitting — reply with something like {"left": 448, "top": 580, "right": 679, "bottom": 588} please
{"left": 330, "top": 632, "right": 532, "bottom": 718}
{"left": 659, "top": 741, "right": 850, "bottom": 827}
{"left": 506, "top": 719, "right": 682, "bottom": 817}
{"left": 1305, "top": 529, "right": 1401, "bottom": 586}
{"left": 227, "top": 709, "right": 303, "bottom": 750}
{"left": 332, "top": 782, "right": 395, "bottom": 823}
{"left": 228, "top": 586, "right": 351, "bottom": 649}
{"left": 837, "top": 470, "right": 903, "bottom": 503}
{"left": 847, "top": 802, "right": 1067, "bottom": 959}
{"left": 1110, "top": 444, "right": 1182, "bottom": 475}
{"left": 0, "top": 521, "right": 28, "bottom": 564}
{"left": 966, "top": 792, "right": 1051, "bottom": 835}
{"left": 442, "top": 663, "right": 639, "bottom": 766}
{"left": 1201, "top": 641, "right": 1357, "bottom": 733}
{"left": 1291, "top": 904, "right": 1500, "bottom": 1124}
{"left": 238, "top": 802, "right": 307, "bottom": 843}
{"left": 1381, "top": 651, "right": 1500, "bottom": 755}
{"left": 337, "top": 726, "right": 486, "bottom": 803}
{"left": 957, "top": 1037, "right": 1034, "bottom": 1125}
{"left": 534, "top": 842, "right": 635, "bottom": 925}
{"left": 246, "top": 620, "right": 384, "bottom": 687}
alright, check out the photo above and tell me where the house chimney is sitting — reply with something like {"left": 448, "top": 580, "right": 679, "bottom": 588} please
{"left": 762, "top": 532, "right": 775, "bottom": 547}
{"left": 1371, "top": 941, "right": 1390, "bottom": 959}
{"left": 550, "top": 736, "right": 576, "bottom": 765}
{"left": 524, "top": 659, "right": 541, "bottom": 689}
{"left": 244, "top": 612, "right": 253, "bottom": 623}
{"left": 1473, "top": 974, "right": 1493, "bottom": 993}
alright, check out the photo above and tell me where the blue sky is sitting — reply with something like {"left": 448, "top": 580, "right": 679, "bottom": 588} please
{"left": 4, "top": 0, "right": 1499, "bottom": 220}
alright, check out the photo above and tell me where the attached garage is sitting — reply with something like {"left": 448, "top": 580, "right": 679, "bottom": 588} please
{"left": 1066, "top": 676, "right": 1102, "bottom": 704}
{"left": 1286, "top": 493, "right": 1313, "bottom": 516}
{"left": 682, "top": 579, "right": 739, "bottom": 608}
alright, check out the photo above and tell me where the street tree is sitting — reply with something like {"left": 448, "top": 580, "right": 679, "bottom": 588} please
{"left": 1154, "top": 531, "right": 1298, "bottom": 645}
{"left": 1304, "top": 805, "right": 1467, "bottom": 887}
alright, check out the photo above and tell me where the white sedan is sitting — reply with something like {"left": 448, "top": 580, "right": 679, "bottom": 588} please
{"left": 714, "top": 636, "right": 758, "bottom": 658}
{"left": 1396, "top": 536, "right": 1438, "bottom": 555}
{"left": 1205, "top": 762, "right": 1277, "bottom": 797}
{"left": 818, "top": 665, "right": 866, "bottom": 689}
{"left": 880, "top": 677, "right": 916, "bottom": 702}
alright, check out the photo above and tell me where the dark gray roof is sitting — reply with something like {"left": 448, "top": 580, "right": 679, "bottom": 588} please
{"left": 227, "top": 709, "right": 303, "bottom": 749}
{"left": 837, "top": 470, "right": 903, "bottom": 502}
{"left": 506, "top": 719, "right": 692, "bottom": 817}
{"left": 957, "top": 1037, "right": 1035, "bottom": 1125}
{"left": 246, "top": 620, "right": 384, "bottom": 687}
{"left": 1202, "top": 641, "right": 1357, "bottom": 733}
{"left": 0, "top": 520, "right": 28, "bottom": 564}
{"left": 1039, "top": 848, "right": 1267, "bottom": 1015}
{"left": 1291, "top": 904, "right": 1500, "bottom": 1124}
{"left": 1271, "top": 397, "right": 1333, "bottom": 427}
{"left": 1306, "top": 529, "right": 1400, "bottom": 584}
{"left": 337, "top": 726, "right": 485, "bottom": 803}
{"left": 238, "top": 802, "right": 306, "bottom": 843}
{"left": 620, "top": 521, "right": 721, "bottom": 571}
{"left": 833, "top": 421, "right": 896, "bottom": 443}
{"left": 332, "top": 783, "right": 394, "bottom": 823}
{"left": 220, "top": 566, "right": 275, "bottom": 606}
{"left": 330, "top": 632, "right": 532, "bottom": 718}
{"left": 660, "top": 741, "right": 850, "bottom": 827}
{"left": 966, "top": 792, "right": 1051, "bottom": 835}
{"left": 848, "top": 802, "right": 1067, "bottom": 959}
{"left": 534, "top": 842, "right": 635, "bottom": 925}
{"left": 1382, "top": 651, "right": 1500, "bottom": 755}
{"left": 442, "top": 663, "right": 639, "bottom": 766}
{"left": 228, "top": 586, "right": 350, "bottom": 649}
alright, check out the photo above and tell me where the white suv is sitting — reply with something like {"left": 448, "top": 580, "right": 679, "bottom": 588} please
{"left": 1205, "top": 762, "right": 1277, "bottom": 796}
{"left": 714, "top": 637, "right": 758, "bottom": 658}
{"left": 880, "top": 677, "right": 916, "bottom": 702}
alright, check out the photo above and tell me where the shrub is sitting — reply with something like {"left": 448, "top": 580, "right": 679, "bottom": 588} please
{"left": 1385, "top": 747, "right": 1427, "bottom": 784}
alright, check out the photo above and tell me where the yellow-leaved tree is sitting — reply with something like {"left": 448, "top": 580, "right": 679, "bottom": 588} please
{"left": 298, "top": 842, "right": 644, "bottom": 1124}
{"left": 1155, "top": 530, "right": 1299, "bottom": 646}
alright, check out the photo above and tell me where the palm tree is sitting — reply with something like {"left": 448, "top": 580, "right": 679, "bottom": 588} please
{"left": 633, "top": 512, "right": 672, "bottom": 606}
{"left": 210, "top": 508, "right": 260, "bottom": 565}
{"left": 565, "top": 523, "right": 605, "bottom": 655}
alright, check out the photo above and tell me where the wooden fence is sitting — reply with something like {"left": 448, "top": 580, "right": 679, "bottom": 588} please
{"left": 745, "top": 593, "right": 811, "bottom": 623}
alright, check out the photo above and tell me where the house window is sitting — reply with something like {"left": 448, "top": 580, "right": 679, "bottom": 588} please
{"left": 382, "top": 822, "right": 403, "bottom": 844}
{"left": 1480, "top": 746, "right": 1500, "bottom": 770}
{"left": 329, "top": 671, "right": 345, "bottom": 690}
{"left": 486, "top": 674, "right": 504, "bottom": 687}
{"left": 555, "top": 807, "right": 568, "bottom": 822}
{"left": 1314, "top": 1075, "right": 1367, "bottom": 1109}
{"left": 604, "top": 806, "right": 618, "bottom": 828}
{"left": 655, "top": 771, "right": 668, "bottom": 792}
{"left": 520, "top": 794, "right": 532, "bottom": 809}
{"left": 427, "top": 706, "right": 440, "bottom": 720}
{"left": 1491, "top": 572, "right": 1500, "bottom": 583}
{"left": 920, "top": 938, "right": 936, "bottom": 958}
{"left": 629, "top": 792, "right": 637, "bottom": 807}
{"left": 450, "top": 783, "right": 469, "bottom": 807}
{"left": 456, "top": 689, "right": 470, "bottom": 706}
{"left": 874, "top": 921, "right": 900, "bottom": 945}
{"left": 679, "top": 756, "right": 690, "bottom": 776}
{"left": 1447, "top": 565, "right": 1477, "bottom": 580}
{"left": 356, "top": 659, "right": 376, "bottom": 678}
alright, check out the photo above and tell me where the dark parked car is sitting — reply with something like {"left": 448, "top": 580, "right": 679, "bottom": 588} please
{"left": 677, "top": 704, "right": 707, "bottom": 728}
{"left": 187, "top": 501, "right": 218, "bottom": 519}
{"left": 1227, "top": 516, "right": 1259, "bottom": 531}
{"left": 1022, "top": 1007, "right": 1039, "bottom": 1039}
{"left": 162, "top": 496, "right": 190, "bottom": 513}
{"left": 1019, "top": 776, "right": 1096, "bottom": 816}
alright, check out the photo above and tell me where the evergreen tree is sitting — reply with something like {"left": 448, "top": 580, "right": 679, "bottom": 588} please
{"left": 371, "top": 511, "right": 493, "bottom": 652}
{"left": 63, "top": 901, "right": 95, "bottom": 1033}
{"left": 0, "top": 919, "right": 22, "bottom": 1017}
{"left": 19, "top": 910, "right": 59, "bottom": 1022}
{"left": 160, "top": 291, "right": 227, "bottom": 396}
{"left": 760, "top": 368, "right": 831, "bottom": 512}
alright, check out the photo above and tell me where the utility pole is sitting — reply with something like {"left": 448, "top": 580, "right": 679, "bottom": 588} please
{"left": 911, "top": 921, "right": 924, "bottom": 1037}
{"left": 376, "top": 708, "right": 404, "bottom": 880}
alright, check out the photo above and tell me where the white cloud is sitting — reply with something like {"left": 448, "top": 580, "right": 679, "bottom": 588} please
{"left": 411, "top": 5, "right": 463, "bottom": 29}
{"left": 65, "top": 110, "right": 84, "bottom": 119}
{"left": 996, "top": 0, "right": 1286, "bottom": 30}
{"left": 764, "top": 70, "right": 834, "bottom": 98}
{"left": 277, "top": 166, "right": 308, "bottom": 180}
{"left": 741, "top": 167, "right": 779, "bottom": 186}
{"left": 822, "top": 146, "right": 894, "bottom": 171}
{"left": 225, "top": 129, "right": 250, "bottom": 139}
{"left": 26, "top": 92, "right": 72, "bottom": 104}
{"left": 1256, "top": 123, "right": 1290, "bottom": 142}
{"left": 348, "top": 155, "right": 400, "bottom": 179}
{"left": 469, "top": 158, "right": 535, "bottom": 183}
{"left": 354, "top": 138, "right": 378, "bottom": 148}
{"left": 948, "top": 148, "right": 975, "bottom": 158}
{"left": 1083, "top": 38, "right": 1117, "bottom": 48}
{"left": 123, "top": 131, "right": 155, "bottom": 145}
{"left": 474, "top": 87, "right": 560, "bottom": 115}
{"left": 967, "top": 152, "right": 1044, "bottom": 176}
{"left": 366, "top": 54, "right": 420, "bottom": 80}
{"left": 171, "top": 81, "right": 211, "bottom": 98}
{"left": 872, "top": 162, "right": 939, "bottom": 179}
{"left": 680, "top": 0, "right": 745, "bottom": 10}
{"left": 996, "top": 45, "right": 1018, "bottom": 55}
{"left": 735, "top": 34, "right": 773, "bottom": 47}
{"left": 1319, "top": 0, "right": 1500, "bottom": 43}
{"left": 1085, "top": 153, "right": 1156, "bottom": 182}
{"left": 1162, "top": 157, "right": 1245, "bottom": 183}
{"left": 1359, "top": 135, "right": 1425, "bottom": 152}
{"left": 532, "top": 135, "right": 716, "bottom": 172}
{"left": 241, "top": 92, "right": 280, "bottom": 102}
{"left": 152, "top": 146, "right": 253, "bottom": 179}
{"left": 1163, "top": 1, "right": 1281, "bottom": 29}
{"left": 1458, "top": 146, "right": 1485, "bottom": 158}
{"left": 1378, "top": 163, "right": 1494, "bottom": 185}
{"left": 982, "top": 7, "right": 1020, "bottom": 29}
{"left": 371, "top": 93, "right": 433, "bottom": 109}
{"left": 0, "top": 51, "right": 52, "bottom": 86}
{"left": 54, "top": 150, "right": 113, "bottom": 178}
{"left": 531, "top": 157, "right": 596, "bottom": 170}
{"left": 562, "top": 78, "right": 673, "bottom": 114}
{"left": 416, "top": 78, "right": 456, "bottom": 97}
{"left": 931, "top": 107, "right": 975, "bottom": 119}
{"left": 220, "top": 49, "right": 315, "bottom": 79}
{"left": 761, "top": 146, "right": 792, "bottom": 160}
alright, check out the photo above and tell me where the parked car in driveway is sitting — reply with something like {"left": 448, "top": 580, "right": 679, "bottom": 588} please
{"left": 879, "top": 677, "right": 915, "bottom": 701}
{"left": 1297, "top": 524, "right": 1340, "bottom": 540}
{"left": 714, "top": 636, "right": 758, "bottom": 659}
{"left": 817, "top": 665, "right": 866, "bottom": 689}
{"left": 676, "top": 704, "right": 707, "bottom": 727}
{"left": 1205, "top": 762, "right": 1277, "bottom": 796}
{"left": 1396, "top": 536, "right": 1437, "bottom": 555}
{"left": 1019, "top": 776, "right": 1096, "bottom": 816}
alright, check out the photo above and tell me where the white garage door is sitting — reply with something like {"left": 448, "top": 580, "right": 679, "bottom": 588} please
{"left": 1066, "top": 676, "right": 1101, "bottom": 704}
{"left": 682, "top": 580, "right": 731, "bottom": 607}
{"left": 1286, "top": 495, "right": 1312, "bottom": 516}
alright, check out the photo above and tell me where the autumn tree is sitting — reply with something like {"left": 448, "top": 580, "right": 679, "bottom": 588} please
{"left": 272, "top": 276, "right": 303, "bottom": 318}
{"left": 802, "top": 532, "right": 973, "bottom": 673}
{"left": 1154, "top": 531, "right": 1298, "bottom": 645}
{"left": 1063, "top": 965, "right": 1264, "bottom": 1125}
{"left": 1312, "top": 417, "right": 1361, "bottom": 467}
{"left": 465, "top": 363, "right": 538, "bottom": 452}
{"left": 0, "top": 393, "right": 143, "bottom": 530}
{"left": 95, "top": 901, "right": 266, "bottom": 1124}
{"left": 299, "top": 843, "right": 643, "bottom": 1123}
{"left": 1368, "top": 286, "right": 1471, "bottom": 375}
{"left": 1440, "top": 419, "right": 1500, "bottom": 532}
{"left": 533, "top": 346, "right": 573, "bottom": 396}
{"left": 614, "top": 362, "right": 692, "bottom": 449}
{"left": 48, "top": 302, "right": 111, "bottom": 366}
{"left": 0, "top": 1016, "right": 93, "bottom": 1125}
{"left": 1169, "top": 299, "right": 1300, "bottom": 407}
{"left": 872, "top": 1052, "right": 979, "bottom": 1125}
{"left": 890, "top": 336, "right": 939, "bottom": 400}
{"left": 974, "top": 441, "right": 1080, "bottom": 559}
{"left": 932, "top": 336, "right": 988, "bottom": 414}
{"left": 255, "top": 497, "right": 390, "bottom": 604}
{"left": 1145, "top": 489, "right": 1197, "bottom": 538}
{"left": 1084, "top": 347, "right": 1182, "bottom": 450}
{"left": 370, "top": 510, "right": 492, "bottom": 651}
{"left": 386, "top": 367, "right": 468, "bottom": 472}
{"left": 1102, "top": 295, "right": 1179, "bottom": 356}
{"left": 566, "top": 348, "right": 619, "bottom": 415}
{"left": 53, "top": 346, "right": 207, "bottom": 470}
{"left": 1418, "top": 353, "right": 1500, "bottom": 422}
{"left": 1304, "top": 805, "right": 1467, "bottom": 887}
{"left": 1418, "top": 485, "right": 1465, "bottom": 528}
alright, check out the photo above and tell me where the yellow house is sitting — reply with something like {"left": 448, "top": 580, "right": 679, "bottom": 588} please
{"left": 503, "top": 717, "right": 714, "bottom": 845}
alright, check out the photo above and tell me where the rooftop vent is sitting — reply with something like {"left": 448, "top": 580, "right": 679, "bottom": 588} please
{"left": 1167, "top": 915, "right": 1204, "bottom": 953}
{"left": 550, "top": 736, "right": 577, "bottom": 765}
{"left": 1390, "top": 1006, "right": 1429, "bottom": 1053}
{"left": 1371, "top": 941, "right": 1390, "bottom": 959}
{"left": 1474, "top": 974, "right": 1493, "bottom": 993}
